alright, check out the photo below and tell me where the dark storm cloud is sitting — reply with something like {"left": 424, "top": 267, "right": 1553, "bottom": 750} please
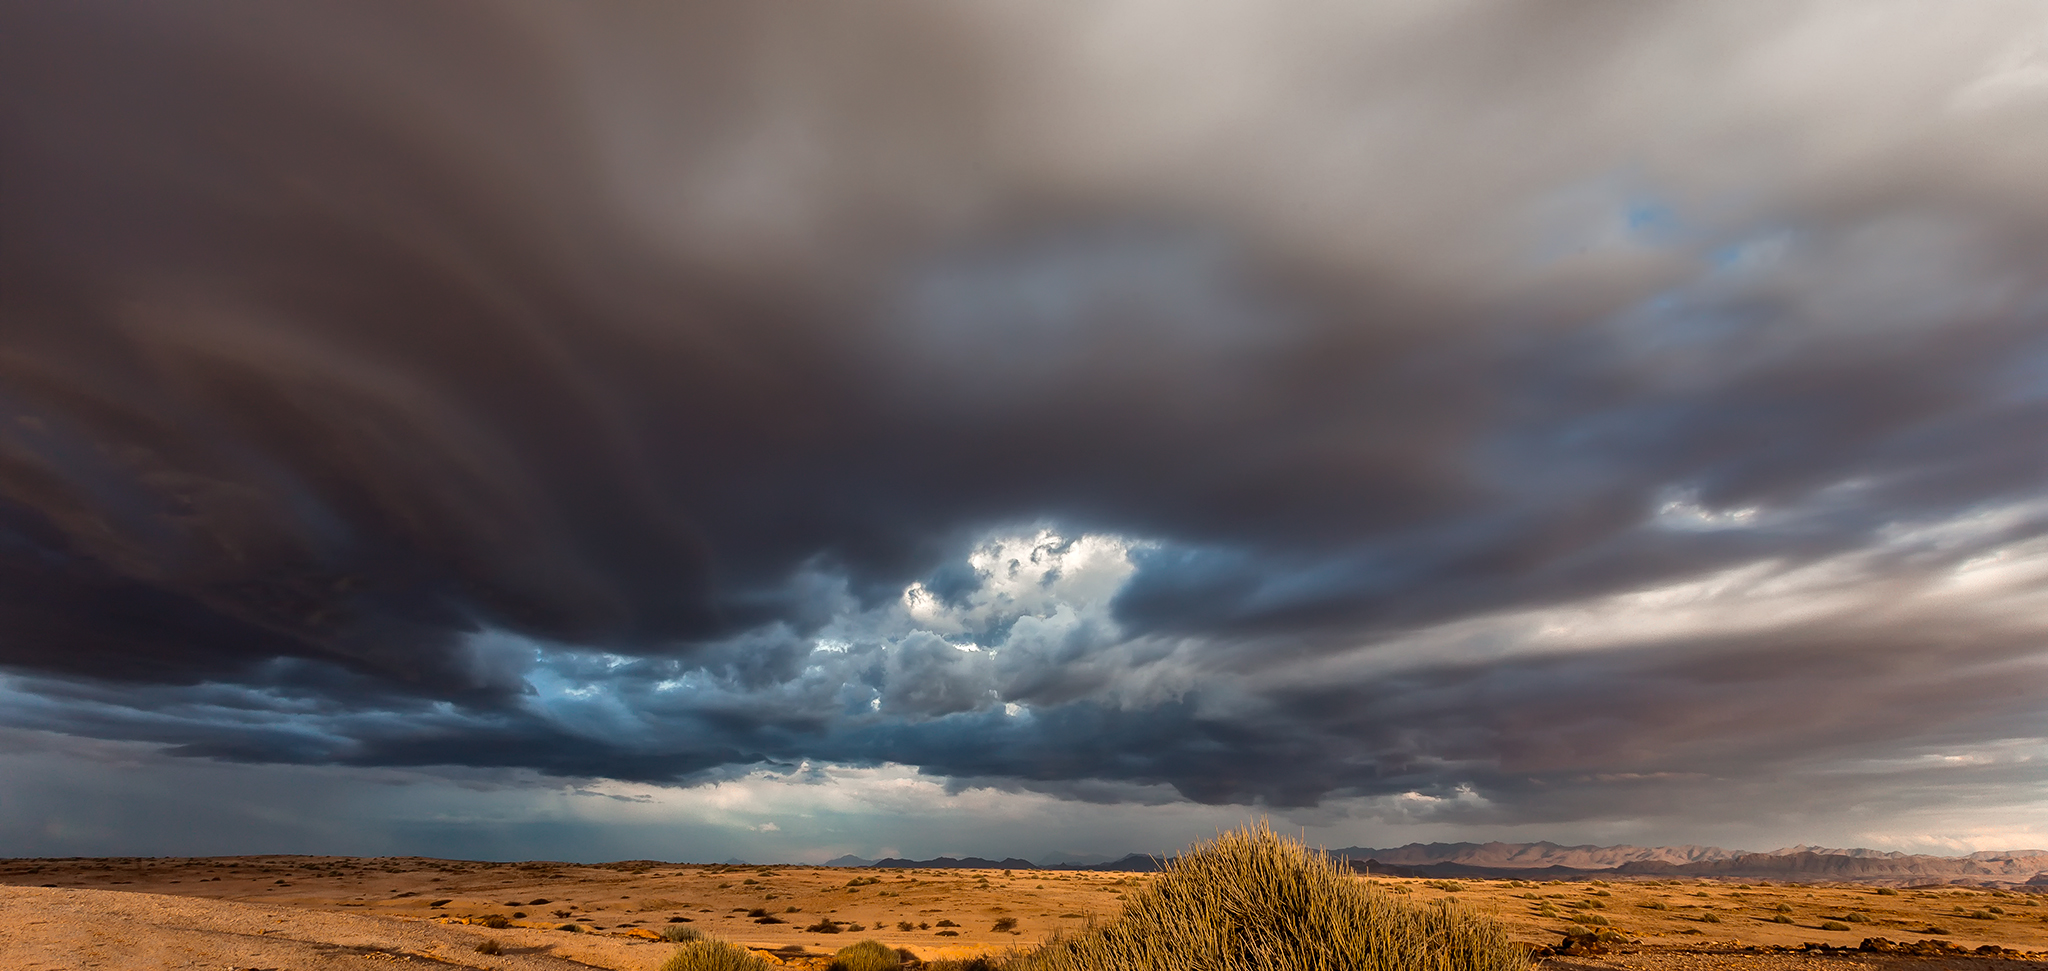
{"left": 4, "top": 0, "right": 2048, "bottom": 829}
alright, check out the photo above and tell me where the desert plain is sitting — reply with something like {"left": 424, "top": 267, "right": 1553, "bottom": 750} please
{"left": 4, "top": 855, "right": 2048, "bottom": 970}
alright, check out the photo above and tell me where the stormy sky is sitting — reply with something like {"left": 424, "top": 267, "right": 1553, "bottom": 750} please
{"left": 4, "top": 0, "right": 2048, "bottom": 862}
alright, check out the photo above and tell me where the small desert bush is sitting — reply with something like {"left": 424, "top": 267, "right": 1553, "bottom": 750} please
{"left": 993, "top": 917, "right": 1019, "bottom": 933}
{"left": 662, "top": 924, "right": 706, "bottom": 943}
{"left": 1842, "top": 912, "right": 1869, "bottom": 923}
{"left": 478, "top": 914, "right": 511, "bottom": 929}
{"left": 1013, "top": 823, "right": 1524, "bottom": 971}
{"left": 661, "top": 939, "right": 771, "bottom": 971}
{"left": 1873, "top": 888, "right": 1900, "bottom": 896}
{"left": 1768, "top": 915, "right": 1794, "bottom": 925}
{"left": 475, "top": 938, "right": 503, "bottom": 955}
{"left": 927, "top": 959, "right": 1008, "bottom": 971}
{"left": 829, "top": 939, "right": 902, "bottom": 971}
{"left": 1819, "top": 921, "right": 1850, "bottom": 931}
{"left": 1698, "top": 912, "right": 1722, "bottom": 924}
{"left": 1637, "top": 901, "right": 1665, "bottom": 911}
{"left": 807, "top": 919, "right": 846, "bottom": 934}
{"left": 1770, "top": 903, "right": 1792, "bottom": 913}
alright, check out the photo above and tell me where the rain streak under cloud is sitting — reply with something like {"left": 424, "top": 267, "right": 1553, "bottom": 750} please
{"left": 4, "top": 0, "right": 2048, "bottom": 861}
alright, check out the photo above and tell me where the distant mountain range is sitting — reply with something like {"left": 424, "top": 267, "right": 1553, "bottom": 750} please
{"left": 820, "top": 841, "right": 2048, "bottom": 887}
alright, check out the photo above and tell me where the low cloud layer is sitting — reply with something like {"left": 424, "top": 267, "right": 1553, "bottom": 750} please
{"left": 3, "top": 0, "right": 2048, "bottom": 850}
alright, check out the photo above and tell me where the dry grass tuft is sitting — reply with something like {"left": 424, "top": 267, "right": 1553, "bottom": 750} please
{"left": 828, "top": 939, "right": 903, "bottom": 971}
{"left": 660, "top": 938, "right": 771, "bottom": 971}
{"left": 1013, "top": 822, "right": 1526, "bottom": 971}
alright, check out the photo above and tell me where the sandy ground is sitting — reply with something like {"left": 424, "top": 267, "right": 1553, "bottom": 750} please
{"left": 3, "top": 856, "right": 2046, "bottom": 969}
{"left": 0, "top": 885, "right": 663, "bottom": 970}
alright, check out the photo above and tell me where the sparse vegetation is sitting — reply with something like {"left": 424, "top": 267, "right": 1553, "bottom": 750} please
{"left": 926, "top": 959, "right": 1006, "bottom": 971}
{"left": 1010, "top": 823, "right": 1523, "bottom": 971}
{"left": 829, "top": 939, "right": 903, "bottom": 971}
{"left": 660, "top": 938, "right": 771, "bottom": 971}
{"left": 661, "top": 924, "right": 705, "bottom": 943}
{"left": 475, "top": 938, "right": 502, "bottom": 955}
{"left": 993, "top": 917, "right": 1019, "bottom": 933}
{"left": 1820, "top": 921, "right": 1850, "bottom": 931}
{"left": 478, "top": 914, "right": 510, "bottom": 928}
{"left": 807, "top": 919, "right": 846, "bottom": 934}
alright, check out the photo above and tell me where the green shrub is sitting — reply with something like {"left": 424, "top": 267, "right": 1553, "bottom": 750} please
{"left": 829, "top": 939, "right": 902, "bottom": 971}
{"left": 1012, "top": 822, "right": 1524, "bottom": 971}
{"left": 662, "top": 924, "right": 706, "bottom": 943}
{"left": 1819, "top": 921, "right": 1850, "bottom": 931}
{"left": 660, "top": 939, "right": 771, "bottom": 971}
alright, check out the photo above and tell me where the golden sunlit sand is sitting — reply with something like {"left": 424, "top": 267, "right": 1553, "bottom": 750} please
{"left": 5, "top": 852, "right": 2048, "bottom": 969}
